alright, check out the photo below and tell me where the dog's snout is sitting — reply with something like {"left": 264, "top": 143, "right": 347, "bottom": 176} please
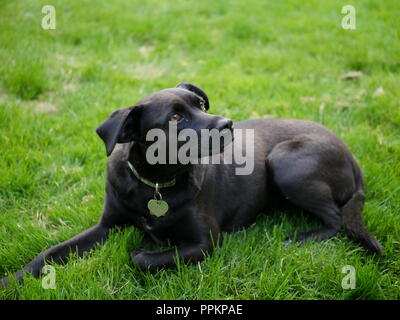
{"left": 215, "top": 119, "right": 233, "bottom": 132}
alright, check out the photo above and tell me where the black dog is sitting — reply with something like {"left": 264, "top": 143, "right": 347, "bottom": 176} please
{"left": 0, "top": 82, "right": 382, "bottom": 287}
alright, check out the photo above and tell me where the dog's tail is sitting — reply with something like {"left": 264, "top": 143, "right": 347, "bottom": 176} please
{"left": 341, "top": 163, "right": 383, "bottom": 254}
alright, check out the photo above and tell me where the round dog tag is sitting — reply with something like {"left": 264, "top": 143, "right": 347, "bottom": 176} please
{"left": 147, "top": 199, "right": 169, "bottom": 217}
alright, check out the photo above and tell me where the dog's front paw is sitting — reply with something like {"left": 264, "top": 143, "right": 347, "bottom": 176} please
{"left": 130, "top": 249, "right": 154, "bottom": 272}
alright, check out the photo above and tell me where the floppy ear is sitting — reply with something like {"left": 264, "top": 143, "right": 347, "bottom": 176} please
{"left": 176, "top": 82, "right": 210, "bottom": 110}
{"left": 96, "top": 106, "right": 143, "bottom": 156}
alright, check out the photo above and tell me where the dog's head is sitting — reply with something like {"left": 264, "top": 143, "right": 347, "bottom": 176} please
{"left": 96, "top": 82, "right": 233, "bottom": 161}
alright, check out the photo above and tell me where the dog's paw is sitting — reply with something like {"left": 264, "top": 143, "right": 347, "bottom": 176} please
{"left": 130, "top": 249, "right": 155, "bottom": 272}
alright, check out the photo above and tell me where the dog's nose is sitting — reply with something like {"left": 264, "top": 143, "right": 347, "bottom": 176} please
{"left": 215, "top": 119, "right": 233, "bottom": 132}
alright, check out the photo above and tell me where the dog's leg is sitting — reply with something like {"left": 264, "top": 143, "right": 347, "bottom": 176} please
{"left": 131, "top": 242, "right": 212, "bottom": 271}
{"left": 267, "top": 135, "right": 348, "bottom": 242}
{"left": 0, "top": 223, "right": 109, "bottom": 287}
{"left": 279, "top": 181, "right": 342, "bottom": 242}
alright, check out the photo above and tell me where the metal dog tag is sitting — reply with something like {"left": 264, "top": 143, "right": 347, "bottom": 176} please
{"left": 147, "top": 199, "right": 169, "bottom": 217}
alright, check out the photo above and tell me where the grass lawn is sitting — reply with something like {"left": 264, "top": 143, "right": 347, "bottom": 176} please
{"left": 0, "top": 0, "right": 399, "bottom": 300}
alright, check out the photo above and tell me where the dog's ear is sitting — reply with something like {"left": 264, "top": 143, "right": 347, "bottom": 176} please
{"left": 96, "top": 106, "right": 143, "bottom": 156}
{"left": 176, "top": 82, "right": 209, "bottom": 110}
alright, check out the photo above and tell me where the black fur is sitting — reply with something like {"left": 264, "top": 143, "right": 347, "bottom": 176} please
{"left": 0, "top": 83, "right": 382, "bottom": 287}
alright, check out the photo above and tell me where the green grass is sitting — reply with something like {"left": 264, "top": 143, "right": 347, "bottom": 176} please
{"left": 0, "top": 0, "right": 399, "bottom": 300}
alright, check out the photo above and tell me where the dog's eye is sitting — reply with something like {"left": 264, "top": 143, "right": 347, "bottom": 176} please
{"left": 169, "top": 113, "right": 183, "bottom": 122}
{"left": 200, "top": 101, "right": 206, "bottom": 112}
